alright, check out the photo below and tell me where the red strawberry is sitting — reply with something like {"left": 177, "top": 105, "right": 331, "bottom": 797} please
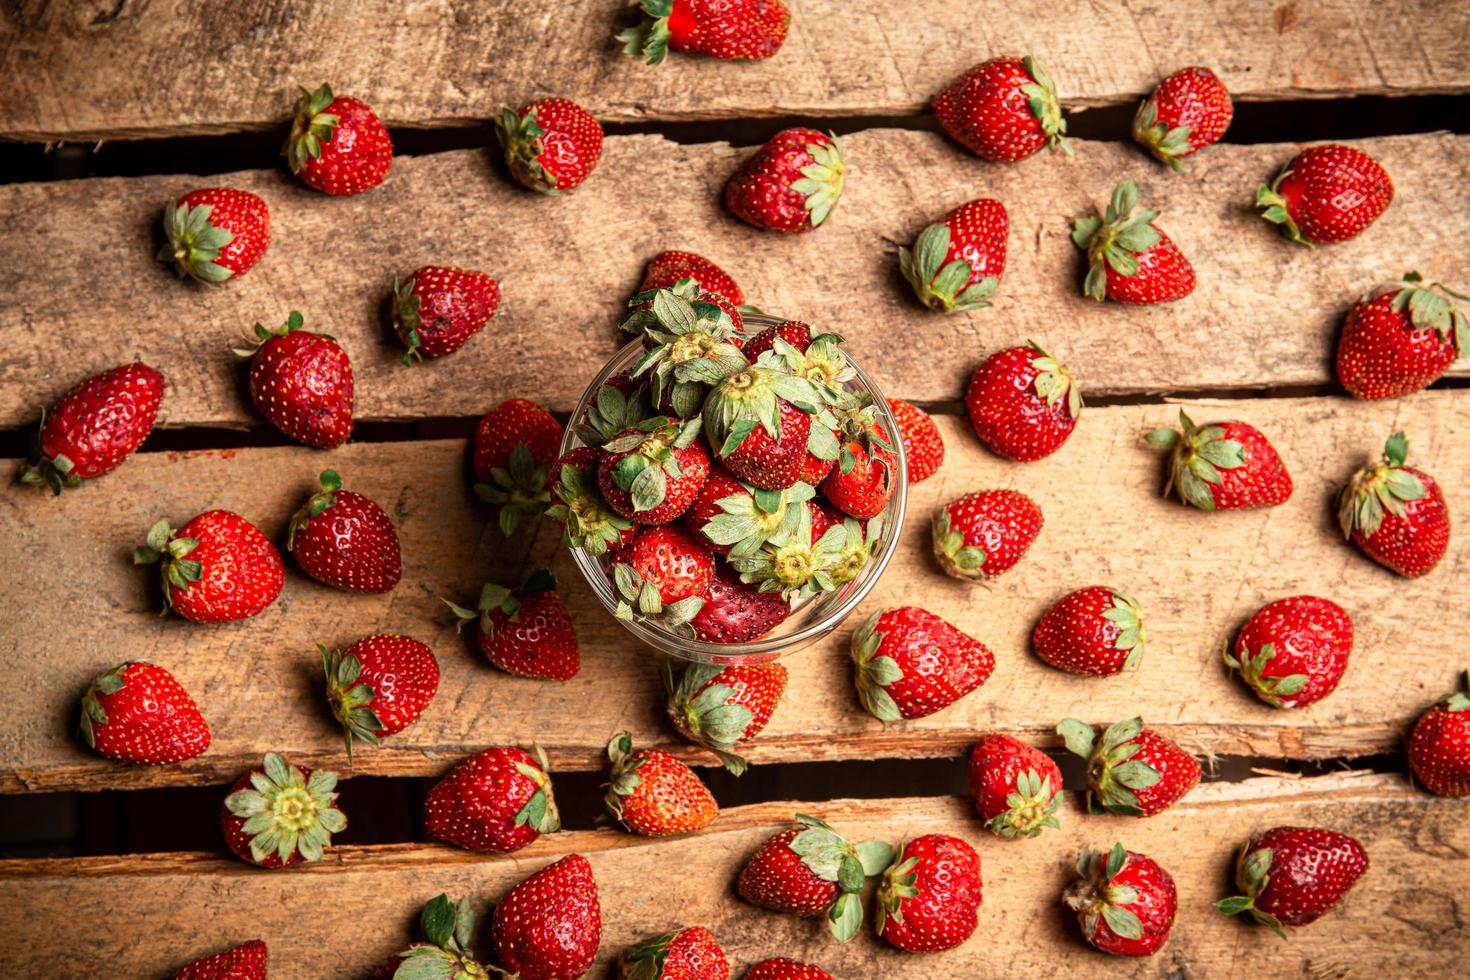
{"left": 1066, "top": 843, "right": 1177, "bottom": 957}
{"left": 620, "top": 0, "right": 789, "bottom": 64}
{"left": 283, "top": 83, "right": 392, "bottom": 196}
{"left": 852, "top": 607, "right": 995, "bottom": 722}
{"left": 1057, "top": 718, "right": 1200, "bottom": 817}
{"left": 20, "top": 362, "right": 164, "bottom": 493}
{"left": 931, "top": 489, "right": 1042, "bottom": 581}
{"left": 702, "top": 364, "right": 822, "bottom": 489}
{"left": 78, "top": 661, "right": 211, "bottom": 765}
{"left": 1408, "top": 672, "right": 1470, "bottom": 797}
{"left": 133, "top": 510, "right": 284, "bottom": 623}
{"left": 725, "top": 128, "right": 845, "bottom": 234}
{"left": 613, "top": 525, "right": 715, "bottom": 627}
{"left": 934, "top": 55, "right": 1070, "bottom": 162}
{"left": 474, "top": 398, "right": 564, "bottom": 486}
{"left": 321, "top": 633, "right": 439, "bottom": 760}
{"left": 967, "top": 734, "right": 1062, "bottom": 838}
{"left": 874, "top": 834, "right": 983, "bottom": 952}
{"left": 737, "top": 814, "right": 893, "bottom": 941}
{"left": 493, "top": 854, "right": 601, "bottom": 979}
{"left": 806, "top": 498, "right": 844, "bottom": 541}
{"left": 1132, "top": 66, "right": 1233, "bottom": 171}
{"left": 682, "top": 466, "right": 807, "bottom": 556}
{"left": 1072, "top": 180, "right": 1195, "bottom": 304}
{"left": 618, "top": 284, "right": 746, "bottom": 420}
{"left": 618, "top": 926, "right": 727, "bottom": 980}
{"left": 287, "top": 469, "right": 402, "bottom": 593}
{"left": 965, "top": 342, "right": 1081, "bottom": 461}
{"left": 425, "top": 745, "right": 560, "bottom": 853}
{"left": 743, "top": 959, "right": 832, "bottom": 980}
{"left": 1257, "top": 143, "right": 1393, "bottom": 246}
{"left": 898, "top": 199, "right": 1009, "bottom": 312}
{"left": 1146, "top": 410, "right": 1292, "bottom": 511}
{"left": 688, "top": 564, "right": 791, "bottom": 646}
{"left": 1337, "top": 431, "right": 1449, "bottom": 577}
{"left": 372, "top": 894, "right": 486, "bottom": 979}
{"left": 1217, "top": 826, "right": 1368, "bottom": 935}
{"left": 158, "top": 188, "right": 270, "bottom": 283}
{"left": 819, "top": 426, "right": 897, "bottom": 520}
{"left": 174, "top": 940, "right": 267, "bottom": 979}
{"left": 1336, "top": 272, "right": 1468, "bottom": 400}
{"left": 495, "top": 97, "right": 603, "bottom": 194}
{"left": 604, "top": 732, "right": 718, "bottom": 837}
{"left": 547, "top": 447, "right": 637, "bottom": 555}
{"left": 1225, "top": 596, "right": 1352, "bottom": 708}
{"left": 391, "top": 264, "right": 500, "bottom": 363}
{"left": 236, "top": 311, "right": 354, "bottom": 449}
{"left": 666, "top": 660, "right": 788, "bottom": 773}
{"left": 220, "top": 752, "right": 345, "bottom": 867}
{"left": 445, "top": 570, "right": 580, "bottom": 681}
{"left": 1033, "top": 586, "right": 1146, "bottom": 676}
{"left": 742, "top": 319, "right": 811, "bottom": 360}
{"left": 640, "top": 250, "right": 745, "bottom": 306}
{"left": 886, "top": 398, "right": 944, "bottom": 482}
{"left": 599, "top": 419, "right": 712, "bottom": 525}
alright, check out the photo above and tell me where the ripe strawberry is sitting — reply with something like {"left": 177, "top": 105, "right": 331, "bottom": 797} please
{"left": 1132, "top": 66, "right": 1233, "bottom": 172}
{"left": 1057, "top": 717, "right": 1200, "bottom": 817}
{"left": 1033, "top": 586, "right": 1146, "bottom": 676}
{"left": 620, "top": 0, "right": 789, "bottom": 64}
{"left": 1336, "top": 272, "right": 1468, "bottom": 400}
{"left": 743, "top": 959, "right": 832, "bottom": 980}
{"left": 1217, "top": 826, "right": 1369, "bottom": 935}
{"left": 702, "top": 364, "right": 823, "bottom": 489}
{"left": 390, "top": 264, "right": 500, "bottom": 364}
{"left": 495, "top": 97, "right": 603, "bottom": 194}
{"left": 666, "top": 660, "right": 788, "bottom": 774}
{"left": 1146, "top": 410, "right": 1292, "bottom": 511}
{"left": 425, "top": 744, "right": 560, "bottom": 853}
{"left": 874, "top": 834, "right": 983, "bottom": 952}
{"left": 931, "top": 489, "right": 1042, "bottom": 581}
{"left": 886, "top": 398, "right": 944, "bottom": 482}
{"left": 725, "top": 128, "right": 845, "bottom": 233}
{"left": 283, "top": 83, "right": 392, "bottom": 196}
{"left": 1336, "top": 431, "right": 1449, "bottom": 577}
{"left": 742, "top": 319, "right": 813, "bottom": 360}
{"left": 806, "top": 498, "right": 844, "bottom": 541}
{"left": 78, "top": 661, "right": 211, "bottom": 765}
{"left": 321, "top": 634, "right": 439, "bottom": 761}
{"left": 604, "top": 732, "right": 718, "bottom": 837}
{"left": 1408, "top": 673, "right": 1470, "bottom": 797}
{"left": 445, "top": 570, "right": 580, "bottom": 681}
{"left": 934, "top": 55, "right": 1070, "bottom": 162}
{"left": 287, "top": 469, "right": 401, "bottom": 593}
{"left": 493, "top": 854, "right": 601, "bottom": 979}
{"left": 852, "top": 607, "right": 995, "bottom": 722}
{"left": 472, "top": 396, "right": 563, "bottom": 535}
{"left": 1225, "top": 596, "right": 1352, "bottom": 708}
{"left": 898, "top": 198, "right": 1008, "bottom": 312}
{"left": 133, "top": 510, "right": 284, "bottom": 623}
{"left": 221, "top": 752, "right": 345, "bottom": 867}
{"left": 174, "top": 940, "right": 267, "bottom": 979}
{"left": 737, "top": 814, "right": 893, "bottom": 941}
{"left": 819, "top": 425, "right": 897, "bottom": 520}
{"left": 20, "top": 362, "right": 164, "bottom": 494}
{"left": 235, "top": 311, "right": 354, "bottom": 449}
{"left": 547, "top": 447, "right": 637, "bottom": 555}
{"left": 640, "top": 250, "right": 745, "bottom": 306}
{"left": 613, "top": 525, "right": 715, "bottom": 627}
{"left": 618, "top": 926, "right": 727, "bottom": 980}
{"left": 965, "top": 342, "right": 1081, "bottom": 461}
{"left": 683, "top": 466, "right": 809, "bottom": 557}
{"left": 1065, "top": 843, "right": 1177, "bottom": 957}
{"left": 1072, "top": 180, "right": 1195, "bottom": 304}
{"left": 967, "top": 734, "right": 1062, "bottom": 838}
{"left": 1257, "top": 143, "right": 1393, "bottom": 246}
{"left": 689, "top": 564, "right": 791, "bottom": 646}
{"left": 372, "top": 894, "right": 486, "bottom": 980}
{"left": 599, "top": 419, "right": 711, "bottom": 525}
{"left": 158, "top": 188, "right": 270, "bottom": 283}
{"left": 621, "top": 284, "right": 746, "bottom": 418}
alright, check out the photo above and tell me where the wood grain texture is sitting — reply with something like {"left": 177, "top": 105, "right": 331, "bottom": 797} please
{"left": 2, "top": 394, "right": 1464, "bottom": 793}
{"left": 2, "top": 130, "right": 1467, "bottom": 431}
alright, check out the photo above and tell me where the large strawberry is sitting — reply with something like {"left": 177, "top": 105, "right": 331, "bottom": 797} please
{"left": 1065, "top": 843, "right": 1177, "bottom": 957}
{"left": 688, "top": 564, "right": 792, "bottom": 647}
{"left": 1408, "top": 673, "right": 1470, "bottom": 797}
{"left": 158, "top": 188, "right": 270, "bottom": 283}
{"left": 852, "top": 607, "right": 995, "bottom": 722}
{"left": 174, "top": 940, "right": 268, "bottom": 979}
{"left": 1217, "top": 826, "right": 1368, "bottom": 935}
{"left": 665, "top": 660, "right": 788, "bottom": 774}
{"left": 683, "top": 466, "right": 810, "bottom": 557}
{"left": 598, "top": 418, "right": 711, "bottom": 525}
{"left": 287, "top": 469, "right": 401, "bottom": 593}
{"left": 604, "top": 732, "right": 718, "bottom": 837}
{"left": 372, "top": 894, "right": 487, "bottom": 979}
{"left": 1072, "top": 180, "right": 1195, "bottom": 304}
{"left": 737, "top": 814, "right": 893, "bottom": 941}
{"left": 235, "top": 310, "right": 354, "bottom": 449}
{"left": 221, "top": 752, "right": 345, "bottom": 868}
{"left": 495, "top": 97, "right": 604, "bottom": 194}
{"left": 445, "top": 570, "right": 580, "bottom": 681}
{"left": 887, "top": 398, "right": 944, "bottom": 482}
{"left": 547, "top": 447, "right": 637, "bottom": 556}
{"left": 613, "top": 524, "right": 715, "bottom": 627}
{"left": 620, "top": 0, "right": 789, "bottom": 64}
{"left": 1032, "top": 586, "right": 1146, "bottom": 676}
{"left": 874, "top": 834, "right": 983, "bottom": 952}
{"left": 702, "top": 362, "right": 823, "bottom": 489}
{"left": 1336, "top": 431, "right": 1449, "bottom": 577}
{"left": 725, "top": 128, "right": 845, "bottom": 233}
{"left": 623, "top": 283, "right": 747, "bottom": 417}
{"left": 1057, "top": 717, "right": 1200, "bottom": 817}
{"left": 1146, "top": 410, "right": 1292, "bottom": 511}
{"left": 898, "top": 198, "right": 1008, "bottom": 312}
{"left": 473, "top": 396, "right": 563, "bottom": 536}
{"left": 283, "top": 83, "right": 392, "bottom": 196}
{"left": 134, "top": 511, "right": 284, "bottom": 623}
{"left": 639, "top": 250, "right": 745, "bottom": 306}
{"left": 1132, "top": 66, "right": 1233, "bottom": 172}
{"left": 966, "top": 342, "right": 1081, "bottom": 461}
{"left": 425, "top": 745, "right": 560, "bottom": 853}
{"left": 20, "top": 362, "right": 164, "bottom": 494}
{"left": 1225, "top": 595, "right": 1352, "bottom": 708}
{"left": 1257, "top": 143, "right": 1393, "bottom": 246}
{"left": 78, "top": 661, "right": 211, "bottom": 765}
{"left": 934, "top": 55, "right": 1070, "bottom": 162}
{"left": 1337, "top": 272, "right": 1468, "bottom": 400}
{"left": 968, "top": 734, "right": 1062, "bottom": 839}
{"left": 492, "top": 854, "right": 601, "bottom": 979}
{"left": 391, "top": 264, "right": 500, "bottom": 363}
{"left": 321, "top": 634, "right": 439, "bottom": 761}
{"left": 743, "top": 959, "right": 832, "bottom": 980}
{"left": 728, "top": 502, "right": 846, "bottom": 600}
{"left": 618, "top": 927, "right": 727, "bottom": 980}
{"left": 931, "top": 489, "right": 1043, "bottom": 582}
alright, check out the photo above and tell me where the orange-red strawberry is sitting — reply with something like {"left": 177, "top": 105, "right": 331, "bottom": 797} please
{"left": 372, "top": 894, "right": 487, "bottom": 980}
{"left": 1336, "top": 272, "right": 1468, "bottom": 400}
{"left": 283, "top": 83, "right": 392, "bottom": 196}
{"left": 21, "top": 362, "right": 164, "bottom": 494}
{"left": 852, "top": 607, "right": 995, "bottom": 722}
{"left": 599, "top": 419, "right": 712, "bottom": 525}
{"left": 492, "top": 854, "right": 601, "bottom": 979}
{"left": 620, "top": 0, "right": 789, "bottom": 64}
{"left": 1225, "top": 595, "right": 1352, "bottom": 708}
{"left": 445, "top": 570, "right": 580, "bottom": 681}
{"left": 287, "top": 469, "right": 401, "bottom": 593}
{"left": 134, "top": 510, "right": 284, "bottom": 623}
{"left": 618, "top": 926, "right": 727, "bottom": 980}
{"left": 640, "top": 250, "right": 745, "bottom": 306}
{"left": 425, "top": 745, "right": 560, "bottom": 853}
{"left": 547, "top": 446, "right": 637, "bottom": 555}
{"left": 473, "top": 397, "right": 563, "bottom": 535}
{"left": 886, "top": 398, "right": 944, "bottom": 482}
{"left": 1146, "top": 410, "right": 1292, "bottom": 511}
{"left": 688, "top": 564, "right": 791, "bottom": 647}
{"left": 737, "top": 814, "right": 893, "bottom": 941}
{"left": 1066, "top": 843, "right": 1177, "bottom": 957}
{"left": 1072, "top": 180, "right": 1195, "bottom": 304}
{"left": 604, "top": 732, "right": 718, "bottom": 836}
{"left": 898, "top": 198, "right": 1008, "bottom": 312}
{"left": 221, "top": 752, "right": 345, "bottom": 868}
{"left": 1132, "top": 66, "right": 1233, "bottom": 172}
{"left": 743, "top": 959, "right": 832, "bottom": 980}
{"left": 495, "top": 97, "right": 604, "bottom": 194}
{"left": 1337, "top": 431, "right": 1449, "bottom": 577}
{"left": 931, "top": 489, "right": 1042, "bottom": 581}
{"left": 819, "top": 424, "right": 897, "bottom": 520}
{"left": 934, "top": 55, "right": 1070, "bottom": 162}
{"left": 1217, "top": 826, "right": 1368, "bottom": 935}
{"left": 875, "top": 834, "right": 983, "bottom": 952}
{"left": 968, "top": 734, "right": 1062, "bottom": 838}
{"left": 1033, "top": 586, "right": 1146, "bottom": 676}
{"left": 79, "top": 661, "right": 211, "bottom": 765}
{"left": 1407, "top": 672, "right": 1470, "bottom": 797}
{"left": 1057, "top": 718, "right": 1200, "bottom": 817}
{"left": 158, "top": 188, "right": 270, "bottom": 283}
{"left": 174, "top": 939, "right": 267, "bottom": 979}
{"left": 965, "top": 342, "right": 1081, "bottom": 461}
{"left": 322, "top": 633, "right": 439, "bottom": 761}
{"left": 236, "top": 311, "right": 354, "bottom": 449}
{"left": 391, "top": 264, "right": 500, "bottom": 363}
{"left": 666, "top": 660, "right": 788, "bottom": 774}
{"left": 1257, "top": 143, "right": 1393, "bottom": 246}
{"left": 702, "top": 364, "right": 823, "bottom": 489}
{"left": 614, "top": 525, "right": 715, "bottom": 629}
{"left": 725, "top": 128, "right": 845, "bottom": 234}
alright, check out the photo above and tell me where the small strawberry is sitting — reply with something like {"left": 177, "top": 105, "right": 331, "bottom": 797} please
{"left": 874, "top": 834, "right": 983, "bottom": 953}
{"left": 235, "top": 310, "right": 354, "bottom": 449}
{"left": 78, "top": 661, "right": 211, "bottom": 765}
{"left": 1217, "top": 826, "right": 1369, "bottom": 936}
{"left": 604, "top": 732, "right": 718, "bottom": 837}
{"left": 391, "top": 265, "right": 500, "bottom": 364}
{"left": 1057, "top": 717, "right": 1200, "bottom": 817}
{"left": 622, "top": 284, "right": 747, "bottom": 418}
{"left": 898, "top": 198, "right": 1008, "bottom": 312}
{"left": 967, "top": 734, "right": 1062, "bottom": 838}
{"left": 818, "top": 422, "right": 897, "bottom": 520}
{"left": 931, "top": 489, "right": 1043, "bottom": 582}
{"left": 472, "top": 396, "right": 563, "bottom": 536}
{"left": 1337, "top": 272, "right": 1468, "bottom": 400}
{"left": 620, "top": 0, "right": 789, "bottom": 64}
{"left": 702, "top": 363, "right": 824, "bottom": 489}
{"left": 1257, "top": 143, "right": 1393, "bottom": 246}
{"left": 1225, "top": 595, "right": 1352, "bottom": 708}
{"left": 725, "top": 128, "right": 845, "bottom": 233}
{"left": 493, "top": 854, "right": 601, "bottom": 978}
{"left": 1408, "top": 672, "right": 1470, "bottom": 797}
{"left": 665, "top": 660, "right": 788, "bottom": 774}
{"left": 618, "top": 926, "right": 727, "bottom": 980}
{"left": 495, "top": 97, "right": 603, "bottom": 194}
{"left": 599, "top": 418, "right": 712, "bottom": 525}
{"left": 737, "top": 814, "right": 893, "bottom": 941}
{"left": 965, "top": 342, "right": 1081, "bottom": 461}
{"left": 688, "top": 564, "right": 791, "bottom": 647}
{"left": 158, "top": 188, "right": 270, "bottom": 283}
{"left": 613, "top": 525, "right": 715, "bottom": 627}
{"left": 1336, "top": 431, "right": 1449, "bottom": 577}
{"left": 728, "top": 502, "right": 846, "bottom": 600}
{"left": 221, "top": 752, "right": 345, "bottom": 868}
{"left": 425, "top": 744, "right": 560, "bottom": 853}
{"left": 445, "top": 570, "right": 580, "bottom": 681}
{"left": 283, "top": 83, "right": 392, "bottom": 196}
{"left": 852, "top": 607, "right": 995, "bottom": 722}
{"left": 321, "top": 634, "right": 439, "bottom": 761}
{"left": 640, "top": 250, "right": 745, "bottom": 306}
{"left": 1072, "top": 180, "right": 1195, "bottom": 304}
{"left": 1132, "top": 66, "right": 1233, "bottom": 172}
{"left": 683, "top": 466, "right": 811, "bottom": 557}
{"left": 174, "top": 940, "right": 268, "bottom": 980}
{"left": 287, "top": 469, "right": 402, "bottom": 593}
{"left": 1033, "top": 586, "right": 1146, "bottom": 676}
{"left": 133, "top": 510, "right": 284, "bottom": 623}
{"left": 547, "top": 447, "right": 637, "bottom": 555}
{"left": 742, "top": 959, "right": 832, "bottom": 980}
{"left": 886, "top": 398, "right": 944, "bottom": 482}
{"left": 742, "top": 319, "right": 813, "bottom": 361}
{"left": 934, "top": 55, "right": 1070, "bottom": 162}
{"left": 372, "top": 894, "right": 486, "bottom": 980}
{"left": 1065, "top": 843, "right": 1177, "bottom": 957}
{"left": 20, "top": 362, "right": 164, "bottom": 494}
{"left": 1146, "top": 410, "right": 1292, "bottom": 511}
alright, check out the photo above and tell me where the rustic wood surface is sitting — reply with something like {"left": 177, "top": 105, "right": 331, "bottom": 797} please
{"left": 2, "top": 130, "right": 1467, "bottom": 431}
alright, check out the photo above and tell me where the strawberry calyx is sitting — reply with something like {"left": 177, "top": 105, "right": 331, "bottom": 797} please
{"left": 759, "top": 332, "right": 854, "bottom": 398}
{"left": 443, "top": 569, "right": 558, "bottom": 641}
{"left": 931, "top": 507, "right": 988, "bottom": 581}
{"left": 1256, "top": 158, "right": 1311, "bottom": 247}
{"left": 132, "top": 518, "right": 203, "bottom": 613}
{"left": 492, "top": 104, "right": 560, "bottom": 195}
{"left": 790, "top": 813, "right": 893, "bottom": 942}
{"left": 572, "top": 383, "right": 652, "bottom": 449}
{"left": 77, "top": 662, "right": 132, "bottom": 750}
{"left": 283, "top": 84, "right": 341, "bottom": 175}
{"left": 662, "top": 661, "right": 756, "bottom": 775}
{"left": 320, "top": 643, "right": 385, "bottom": 763}
{"left": 790, "top": 133, "right": 846, "bottom": 228}
{"left": 224, "top": 752, "right": 346, "bottom": 864}
{"left": 898, "top": 221, "right": 998, "bottom": 313}
{"left": 826, "top": 512, "right": 883, "bottom": 587}
{"left": 851, "top": 610, "right": 904, "bottom": 723}
{"left": 703, "top": 364, "right": 823, "bottom": 461}
{"left": 602, "top": 731, "right": 652, "bottom": 828}
{"left": 623, "top": 281, "right": 746, "bottom": 418}
{"left": 231, "top": 310, "right": 312, "bottom": 359}
{"left": 617, "top": 930, "right": 684, "bottom": 980}
{"left": 617, "top": 0, "right": 678, "bottom": 66}
{"left": 1029, "top": 340, "right": 1084, "bottom": 420}
{"left": 547, "top": 457, "right": 634, "bottom": 555}
{"left": 729, "top": 501, "right": 845, "bottom": 599}
{"left": 988, "top": 766, "right": 1062, "bottom": 838}
{"left": 1336, "top": 430, "right": 1427, "bottom": 538}
{"left": 1102, "top": 589, "right": 1147, "bottom": 670}
{"left": 287, "top": 468, "right": 342, "bottom": 550}
{"left": 1071, "top": 180, "right": 1163, "bottom": 301}
{"left": 1019, "top": 55, "right": 1072, "bottom": 156}
{"left": 1145, "top": 409, "right": 1246, "bottom": 511}
{"left": 1056, "top": 717, "right": 1161, "bottom": 816}
{"left": 507, "top": 742, "right": 561, "bottom": 836}
{"left": 1215, "top": 841, "right": 1287, "bottom": 938}
{"left": 1064, "top": 843, "right": 1147, "bottom": 942}
{"left": 1441, "top": 671, "right": 1470, "bottom": 713}
{"left": 611, "top": 562, "right": 705, "bottom": 629}
{"left": 697, "top": 480, "right": 814, "bottom": 559}
{"left": 389, "top": 272, "right": 429, "bottom": 364}
{"left": 475, "top": 442, "right": 555, "bottom": 536}
{"left": 394, "top": 894, "right": 491, "bottom": 979}
{"left": 603, "top": 416, "right": 704, "bottom": 515}
{"left": 157, "top": 199, "right": 236, "bottom": 283}
{"left": 19, "top": 408, "right": 81, "bottom": 495}
{"left": 1131, "top": 97, "right": 1195, "bottom": 173}
{"left": 1379, "top": 271, "right": 1470, "bottom": 352}
{"left": 1223, "top": 641, "right": 1307, "bottom": 708}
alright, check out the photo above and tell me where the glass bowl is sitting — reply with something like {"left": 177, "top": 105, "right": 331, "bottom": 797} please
{"left": 559, "top": 314, "right": 908, "bottom": 664}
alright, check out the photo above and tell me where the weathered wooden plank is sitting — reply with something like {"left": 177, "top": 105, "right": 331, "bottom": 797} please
{"left": 0, "top": 774, "right": 1464, "bottom": 977}
{"left": 2, "top": 394, "right": 1464, "bottom": 792}
{"left": 2, "top": 131, "right": 1467, "bottom": 431}
{"left": 3, "top": 1, "right": 1469, "bottom": 140}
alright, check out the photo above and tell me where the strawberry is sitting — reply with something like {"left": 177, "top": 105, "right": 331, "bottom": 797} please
{"left": 1217, "top": 826, "right": 1369, "bottom": 935}
{"left": 1257, "top": 143, "right": 1393, "bottom": 246}
{"left": 547, "top": 447, "right": 637, "bottom": 555}
{"left": 824, "top": 512, "right": 884, "bottom": 588}
{"left": 1057, "top": 717, "right": 1200, "bottom": 817}
{"left": 931, "top": 489, "right": 1042, "bottom": 581}
{"left": 158, "top": 188, "right": 270, "bottom": 283}
{"left": 852, "top": 607, "right": 995, "bottom": 722}
{"left": 78, "top": 661, "right": 211, "bottom": 765}
{"left": 665, "top": 660, "right": 788, "bottom": 773}
{"left": 174, "top": 940, "right": 267, "bottom": 979}
{"left": 689, "top": 565, "right": 791, "bottom": 646}
{"left": 742, "top": 319, "right": 812, "bottom": 361}
{"left": 493, "top": 854, "right": 601, "bottom": 978}
{"left": 1225, "top": 595, "right": 1352, "bottom": 708}
{"left": 1408, "top": 672, "right": 1470, "bottom": 797}
{"left": 391, "top": 264, "right": 500, "bottom": 364}
{"left": 613, "top": 525, "right": 715, "bottom": 627}
{"left": 886, "top": 398, "right": 944, "bottom": 482}
{"left": 599, "top": 418, "right": 711, "bottom": 525}
{"left": 1033, "top": 586, "right": 1146, "bottom": 676}
{"left": 934, "top": 55, "right": 1070, "bottom": 162}
{"left": 1336, "top": 272, "right": 1468, "bottom": 400}
{"left": 1336, "top": 431, "right": 1449, "bottom": 577}
{"left": 235, "top": 310, "right": 354, "bottom": 449}
{"left": 965, "top": 342, "right": 1081, "bottom": 461}
{"left": 321, "top": 634, "right": 439, "bottom": 761}
{"left": 898, "top": 199, "right": 1008, "bottom": 312}
{"left": 372, "top": 894, "right": 486, "bottom": 979}
{"left": 620, "top": 0, "right": 789, "bottom": 64}
{"left": 1072, "top": 180, "right": 1195, "bottom": 304}
{"left": 495, "top": 97, "right": 604, "bottom": 194}
{"left": 725, "top": 128, "right": 845, "bottom": 233}
{"left": 221, "top": 752, "right": 345, "bottom": 867}
{"left": 287, "top": 469, "right": 402, "bottom": 593}
{"left": 874, "top": 834, "right": 983, "bottom": 952}
{"left": 618, "top": 927, "right": 727, "bottom": 980}
{"left": 445, "top": 570, "right": 580, "bottom": 681}
{"left": 283, "top": 83, "right": 392, "bottom": 196}
{"left": 133, "top": 510, "right": 284, "bottom": 623}
{"left": 728, "top": 502, "right": 847, "bottom": 600}
{"left": 1065, "top": 843, "right": 1177, "bottom": 957}
{"left": 622, "top": 284, "right": 747, "bottom": 418}
{"left": 806, "top": 498, "right": 844, "bottom": 542}
{"left": 425, "top": 744, "right": 560, "bottom": 853}
{"left": 818, "top": 423, "right": 896, "bottom": 520}
{"left": 742, "top": 959, "right": 832, "bottom": 980}
{"left": 737, "top": 814, "right": 893, "bottom": 941}
{"left": 640, "top": 250, "right": 745, "bottom": 306}
{"left": 1132, "top": 66, "right": 1233, "bottom": 172}
{"left": 1146, "top": 410, "right": 1292, "bottom": 511}
{"left": 20, "top": 362, "right": 164, "bottom": 494}
{"left": 967, "top": 734, "right": 1062, "bottom": 838}
{"left": 683, "top": 466, "right": 810, "bottom": 557}
{"left": 702, "top": 363, "right": 824, "bottom": 489}
{"left": 604, "top": 732, "right": 718, "bottom": 837}
{"left": 473, "top": 396, "right": 563, "bottom": 535}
